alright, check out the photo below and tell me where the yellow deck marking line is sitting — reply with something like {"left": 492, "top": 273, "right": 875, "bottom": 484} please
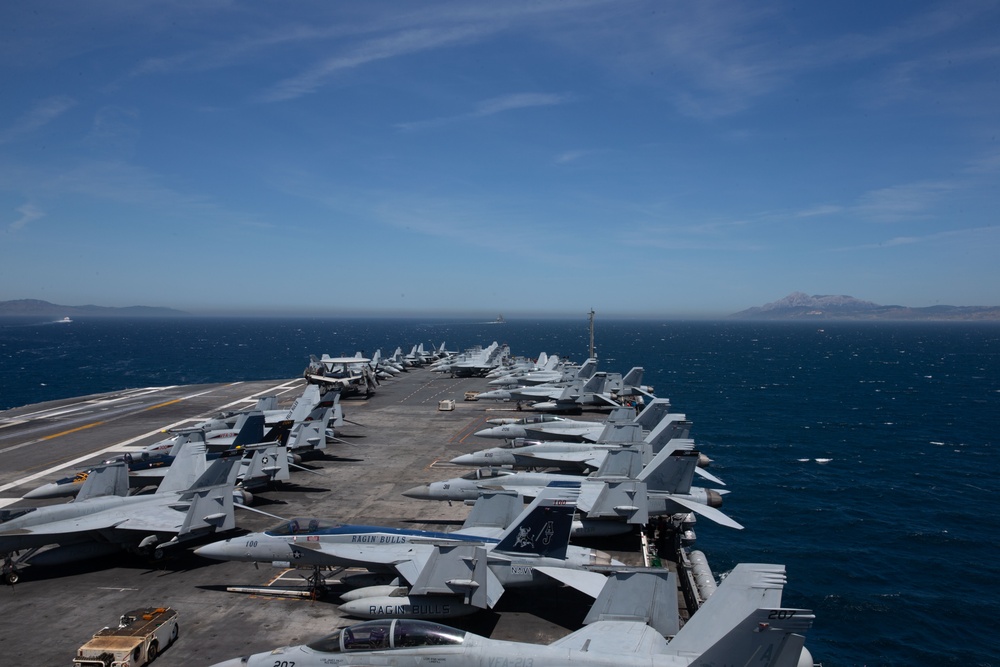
{"left": 144, "top": 398, "right": 183, "bottom": 411}
{"left": 39, "top": 421, "right": 105, "bottom": 441}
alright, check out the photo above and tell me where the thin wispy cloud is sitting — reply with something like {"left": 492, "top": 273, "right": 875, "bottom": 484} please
{"left": 6, "top": 203, "right": 44, "bottom": 233}
{"left": 0, "top": 96, "right": 77, "bottom": 145}
{"left": 396, "top": 92, "right": 574, "bottom": 130}
{"left": 554, "top": 149, "right": 594, "bottom": 164}
{"left": 260, "top": 25, "right": 491, "bottom": 103}
{"left": 855, "top": 180, "right": 956, "bottom": 223}
{"left": 837, "top": 225, "right": 998, "bottom": 251}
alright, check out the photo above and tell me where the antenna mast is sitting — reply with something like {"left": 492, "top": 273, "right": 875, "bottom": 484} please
{"left": 588, "top": 309, "right": 596, "bottom": 360}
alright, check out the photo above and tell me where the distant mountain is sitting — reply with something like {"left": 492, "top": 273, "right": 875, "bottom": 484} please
{"left": 0, "top": 299, "right": 189, "bottom": 318}
{"left": 732, "top": 292, "right": 1000, "bottom": 321}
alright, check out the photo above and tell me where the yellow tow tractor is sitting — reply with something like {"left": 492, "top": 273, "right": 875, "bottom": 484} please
{"left": 73, "top": 607, "right": 178, "bottom": 667}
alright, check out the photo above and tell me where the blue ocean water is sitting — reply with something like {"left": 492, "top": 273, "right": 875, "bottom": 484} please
{"left": 1, "top": 316, "right": 998, "bottom": 665}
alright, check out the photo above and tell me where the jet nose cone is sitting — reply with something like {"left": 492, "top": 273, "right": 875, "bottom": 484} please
{"left": 401, "top": 484, "right": 432, "bottom": 499}
{"left": 22, "top": 482, "right": 65, "bottom": 500}
{"left": 473, "top": 428, "right": 493, "bottom": 438}
{"left": 449, "top": 454, "right": 477, "bottom": 466}
{"left": 194, "top": 539, "right": 235, "bottom": 561}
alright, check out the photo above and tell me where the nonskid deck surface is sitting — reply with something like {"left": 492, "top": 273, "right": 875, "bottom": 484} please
{"left": 0, "top": 368, "right": 649, "bottom": 667}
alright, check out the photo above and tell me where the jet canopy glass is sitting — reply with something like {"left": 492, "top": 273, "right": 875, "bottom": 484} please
{"left": 266, "top": 518, "right": 341, "bottom": 535}
{"left": 306, "top": 619, "right": 466, "bottom": 653}
{"left": 461, "top": 468, "right": 516, "bottom": 481}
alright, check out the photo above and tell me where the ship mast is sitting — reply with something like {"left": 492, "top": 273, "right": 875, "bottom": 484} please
{"left": 588, "top": 308, "right": 596, "bottom": 360}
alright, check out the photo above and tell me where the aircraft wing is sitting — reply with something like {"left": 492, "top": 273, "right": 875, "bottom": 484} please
{"left": 289, "top": 542, "right": 434, "bottom": 585}
{"left": 522, "top": 427, "right": 598, "bottom": 443}
{"left": 549, "top": 620, "right": 669, "bottom": 654}
{"left": 533, "top": 566, "right": 608, "bottom": 598}
{"left": 515, "top": 450, "right": 608, "bottom": 470}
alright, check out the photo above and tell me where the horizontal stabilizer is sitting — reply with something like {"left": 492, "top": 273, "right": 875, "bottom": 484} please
{"left": 666, "top": 495, "right": 744, "bottom": 530}
{"left": 583, "top": 569, "right": 679, "bottom": 637}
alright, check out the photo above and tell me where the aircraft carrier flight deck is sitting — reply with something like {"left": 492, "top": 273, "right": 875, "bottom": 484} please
{"left": 0, "top": 366, "right": 679, "bottom": 666}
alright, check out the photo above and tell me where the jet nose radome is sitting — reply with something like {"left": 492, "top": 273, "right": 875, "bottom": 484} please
{"left": 401, "top": 484, "right": 433, "bottom": 499}
{"left": 22, "top": 482, "right": 68, "bottom": 500}
{"left": 449, "top": 453, "right": 477, "bottom": 465}
{"left": 194, "top": 538, "right": 240, "bottom": 561}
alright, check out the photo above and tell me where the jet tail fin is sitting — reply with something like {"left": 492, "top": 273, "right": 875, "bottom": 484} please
{"left": 683, "top": 607, "right": 814, "bottom": 667}
{"left": 576, "top": 358, "right": 598, "bottom": 380}
{"left": 285, "top": 384, "right": 321, "bottom": 423}
{"left": 636, "top": 448, "right": 699, "bottom": 494}
{"left": 620, "top": 366, "right": 644, "bottom": 390}
{"left": 634, "top": 398, "right": 672, "bottom": 430}
{"left": 230, "top": 412, "right": 266, "bottom": 448}
{"left": 75, "top": 462, "right": 130, "bottom": 501}
{"left": 493, "top": 484, "right": 578, "bottom": 559}
{"left": 645, "top": 418, "right": 693, "bottom": 450}
{"left": 156, "top": 433, "right": 208, "bottom": 494}
{"left": 666, "top": 563, "right": 790, "bottom": 656}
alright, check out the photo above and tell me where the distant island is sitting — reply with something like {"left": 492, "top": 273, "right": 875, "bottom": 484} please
{"left": 0, "top": 299, "right": 188, "bottom": 318}
{"left": 732, "top": 292, "right": 1000, "bottom": 321}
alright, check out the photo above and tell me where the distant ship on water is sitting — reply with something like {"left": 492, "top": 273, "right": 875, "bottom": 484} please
{"left": 487, "top": 314, "right": 505, "bottom": 324}
{"left": 57, "top": 316, "right": 72, "bottom": 323}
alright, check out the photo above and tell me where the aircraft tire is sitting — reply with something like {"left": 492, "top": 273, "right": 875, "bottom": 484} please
{"left": 4, "top": 570, "right": 18, "bottom": 585}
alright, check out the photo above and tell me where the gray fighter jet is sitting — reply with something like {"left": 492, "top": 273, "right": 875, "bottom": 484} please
{"left": 404, "top": 447, "right": 742, "bottom": 532}
{"left": 198, "top": 486, "right": 620, "bottom": 619}
{"left": 1, "top": 442, "right": 241, "bottom": 584}
{"left": 206, "top": 564, "right": 815, "bottom": 667}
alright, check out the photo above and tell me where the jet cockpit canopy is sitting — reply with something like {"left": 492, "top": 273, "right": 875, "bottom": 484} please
{"left": 306, "top": 619, "right": 466, "bottom": 653}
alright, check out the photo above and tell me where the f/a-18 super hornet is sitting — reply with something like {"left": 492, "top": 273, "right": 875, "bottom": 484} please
{"left": 456, "top": 402, "right": 701, "bottom": 474}
{"left": 430, "top": 342, "right": 508, "bottom": 377}
{"left": 197, "top": 486, "right": 621, "bottom": 619}
{"left": 474, "top": 398, "right": 675, "bottom": 442}
{"left": 404, "top": 447, "right": 742, "bottom": 535}
{"left": 207, "top": 564, "right": 815, "bottom": 667}
{"left": 22, "top": 411, "right": 315, "bottom": 501}
{"left": 1, "top": 441, "right": 241, "bottom": 584}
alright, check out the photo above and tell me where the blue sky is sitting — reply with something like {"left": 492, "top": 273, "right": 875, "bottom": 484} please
{"left": 1, "top": 1, "right": 998, "bottom": 317}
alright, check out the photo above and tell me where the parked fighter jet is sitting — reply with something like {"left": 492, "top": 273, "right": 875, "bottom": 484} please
{"left": 1, "top": 442, "right": 241, "bottom": 583}
{"left": 206, "top": 564, "right": 815, "bottom": 667}
{"left": 452, "top": 414, "right": 696, "bottom": 473}
{"left": 431, "top": 342, "right": 508, "bottom": 377}
{"left": 194, "top": 490, "right": 525, "bottom": 567}
{"left": 404, "top": 447, "right": 742, "bottom": 532}
{"left": 198, "top": 486, "right": 620, "bottom": 619}
{"left": 22, "top": 413, "right": 295, "bottom": 500}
